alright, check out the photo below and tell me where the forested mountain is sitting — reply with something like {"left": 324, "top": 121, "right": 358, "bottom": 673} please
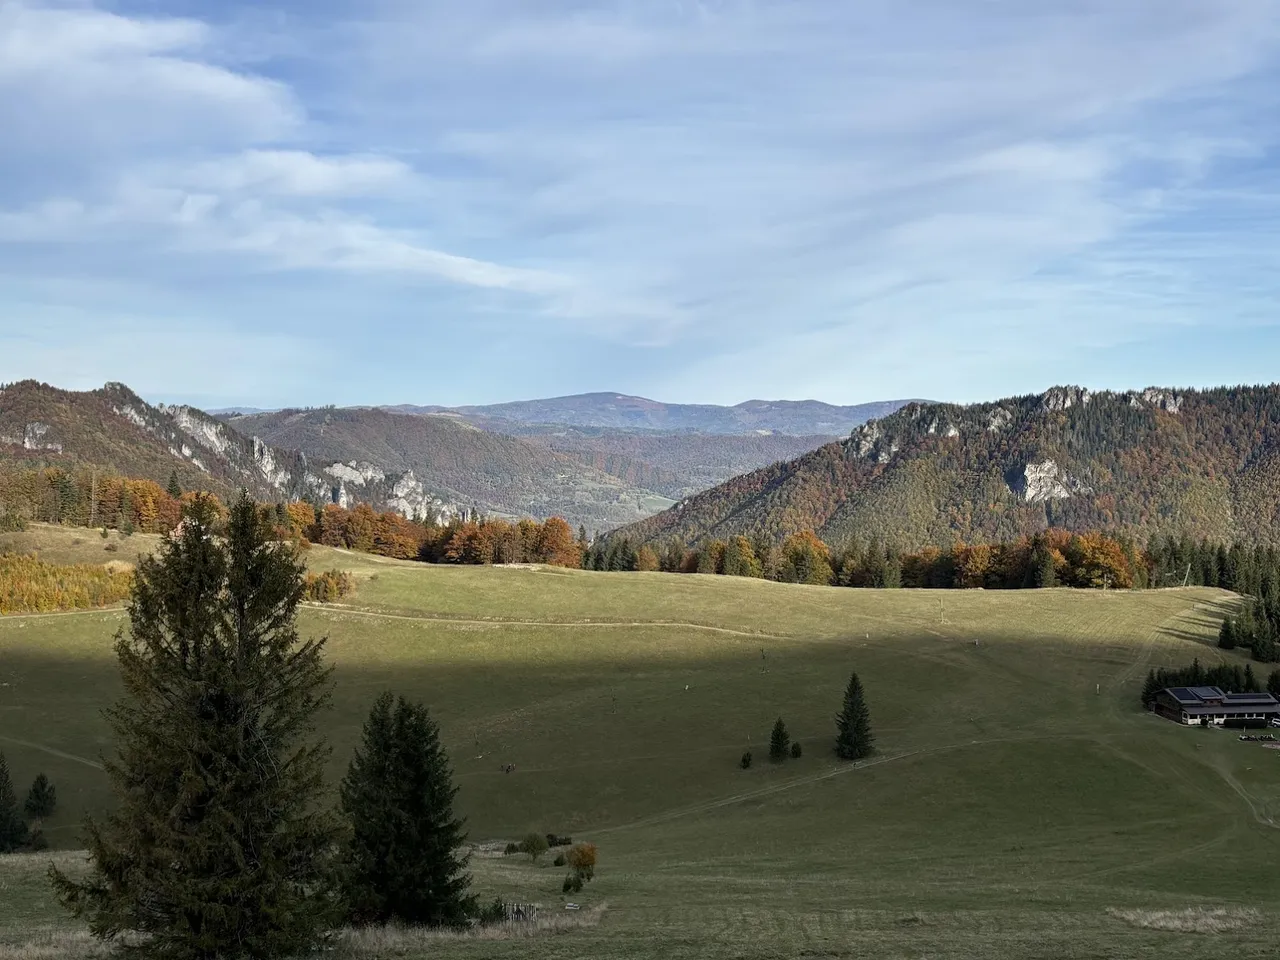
{"left": 386, "top": 393, "right": 916, "bottom": 435}
{"left": 508, "top": 428, "right": 833, "bottom": 499}
{"left": 0, "top": 380, "right": 311, "bottom": 502}
{"left": 612, "top": 385, "right": 1280, "bottom": 551}
{"left": 0, "top": 381, "right": 458, "bottom": 521}
{"left": 225, "top": 407, "right": 673, "bottom": 532}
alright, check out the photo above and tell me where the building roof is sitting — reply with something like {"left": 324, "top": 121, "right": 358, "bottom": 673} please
{"left": 1159, "top": 686, "right": 1280, "bottom": 715}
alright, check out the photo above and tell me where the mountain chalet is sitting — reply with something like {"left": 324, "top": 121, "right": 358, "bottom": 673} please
{"left": 1153, "top": 686, "right": 1280, "bottom": 727}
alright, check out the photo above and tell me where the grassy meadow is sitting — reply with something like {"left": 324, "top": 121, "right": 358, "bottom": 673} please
{"left": 3, "top": 527, "right": 1280, "bottom": 957}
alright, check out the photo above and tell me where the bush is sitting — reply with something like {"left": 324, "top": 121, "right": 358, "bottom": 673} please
{"left": 740, "top": 751, "right": 752, "bottom": 769}
{"left": 553, "top": 854, "right": 566, "bottom": 867}
{"left": 24, "top": 826, "right": 48, "bottom": 851}
{"left": 790, "top": 741, "right": 803, "bottom": 759}
{"left": 546, "top": 833, "right": 572, "bottom": 847}
{"left": 100, "top": 528, "right": 109, "bottom": 539}
{"left": 0, "top": 510, "right": 27, "bottom": 533}
{"left": 303, "top": 569, "right": 353, "bottom": 603}
{"left": 474, "top": 898, "right": 507, "bottom": 926}
{"left": 521, "top": 832, "right": 549, "bottom": 863}
{"left": 104, "top": 542, "right": 119, "bottom": 553}
{"left": 503, "top": 842, "right": 521, "bottom": 856}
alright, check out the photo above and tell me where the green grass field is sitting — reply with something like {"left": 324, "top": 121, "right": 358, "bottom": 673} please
{"left": 3, "top": 528, "right": 1280, "bottom": 958}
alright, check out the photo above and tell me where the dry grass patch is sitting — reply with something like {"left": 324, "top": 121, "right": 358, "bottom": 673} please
{"left": 1107, "top": 906, "right": 1261, "bottom": 933}
{"left": 0, "top": 929, "right": 111, "bottom": 960}
{"left": 330, "top": 903, "right": 607, "bottom": 957}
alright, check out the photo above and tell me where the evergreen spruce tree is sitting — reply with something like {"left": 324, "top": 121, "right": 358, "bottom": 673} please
{"left": 166, "top": 471, "right": 183, "bottom": 499}
{"left": 1268, "top": 670, "right": 1280, "bottom": 699}
{"left": 0, "top": 751, "right": 29, "bottom": 853}
{"left": 1033, "top": 545, "right": 1057, "bottom": 588}
{"left": 24, "top": 773, "right": 57, "bottom": 823}
{"left": 50, "top": 493, "right": 340, "bottom": 960}
{"left": 339, "top": 692, "right": 474, "bottom": 927}
{"left": 834, "top": 671, "right": 874, "bottom": 760}
{"left": 1140, "top": 668, "right": 1160, "bottom": 708}
{"left": 1219, "top": 617, "right": 1237, "bottom": 650}
{"left": 768, "top": 717, "right": 790, "bottom": 762}
{"left": 1245, "top": 663, "right": 1258, "bottom": 692}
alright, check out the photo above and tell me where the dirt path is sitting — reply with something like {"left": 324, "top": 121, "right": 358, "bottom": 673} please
{"left": 307, "top": 603, "right": 791, "bottom": 641}
{"left": 0, "top": 735, "right": 104, "bottom": 771}
{"left": 0, "top": 607, "right": 125, "bottom": 622}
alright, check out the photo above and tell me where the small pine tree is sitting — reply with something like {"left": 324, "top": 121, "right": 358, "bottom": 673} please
{"left": 0, "top": 752, "right": 29, "bottom": 853}
{"left": 835, "top": 671, "right": 874, "bottom": 760}
{"left": 1245, "top": 663, "right": 1258, "bottom": 692}
{"left": 24, "top": 773, "right": 56, "bottom": 823}
{"left": 769, "top": 717, "right": 790, "bottom": 762}
{"left": 1219, "top": 617, "right": 1237, "bottom": 650}
{"left": 790, "top": 741, "right": 803, "bottom": 759}
{"left": 740, "top": 751, "right": 752, "bottom": 770}
{"left": 339, "top": 692, "right": 474, "bottom": 926}
{"left": 166, "top": 471, "right": 183, "bottom": 499}
{"left": 50, "top": 493, "right": 340, "bottom": 959}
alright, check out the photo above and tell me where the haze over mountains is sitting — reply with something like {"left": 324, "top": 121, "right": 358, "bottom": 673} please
{"left": 615, "top": 384, "right": 1280, "bottom": 550}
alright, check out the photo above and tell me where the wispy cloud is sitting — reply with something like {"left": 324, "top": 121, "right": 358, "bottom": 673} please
{"left": 2, "top": 0, "right": 1280, "bottom": 406}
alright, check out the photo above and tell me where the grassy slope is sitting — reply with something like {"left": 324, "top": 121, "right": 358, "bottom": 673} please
{"left": 3, "top": 529, "right": 1280, "bottom": 957}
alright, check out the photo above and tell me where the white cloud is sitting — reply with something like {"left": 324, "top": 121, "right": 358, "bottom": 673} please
{"left": 4, "top": 0, "right": 1280, "bottom": 405}
{"left": 175, "top": 150, "right": 415, "bottom": 197}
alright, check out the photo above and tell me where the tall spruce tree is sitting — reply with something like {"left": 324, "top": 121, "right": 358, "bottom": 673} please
{"left": 339, "top": 692, "right": 474, "bottom": 927}
{"left": 0, "top": 751, "right": 29, "bottom": 853}
{"left": 768, "top": 717, "right": 790, "bottom": 762}
{"left": 166, "top": 471, "right": 183, "bottom": 499}
{"left": 50, "top": 493, "right": 339, "bottom": 960}
{"left": 834, "top": 671, "right": 874, "bottom": 760}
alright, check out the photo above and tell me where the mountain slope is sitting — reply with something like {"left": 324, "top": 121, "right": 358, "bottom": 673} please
{"left": 386, "top": 392, "right": 918, "bottom": 435}
{"left": 226, "top": 407, "right": 672, "bottom": 531}
{"left": 0, "top": 381, "right": 460, "bottom": 520}
{"left": 0, "top": 380, "right": 311, "bottom": 500}
{"left": 612, "top": 384, "right": 1280, "bottom": 549}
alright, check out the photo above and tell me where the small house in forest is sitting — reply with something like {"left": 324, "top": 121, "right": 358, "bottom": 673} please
{"left": 1152, "top": 686, "right": 1280, "bottom": 727}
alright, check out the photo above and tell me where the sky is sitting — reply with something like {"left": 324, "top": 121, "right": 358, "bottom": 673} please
{"left": 3, "top": 0, "right": 1280, "bottom": 410}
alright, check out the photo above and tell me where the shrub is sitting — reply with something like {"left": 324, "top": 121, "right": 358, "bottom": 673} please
{"left": 0, "top": 510, "right": 27, "bottom": 533}
{"left": 100, "top": 528, "right": 110, "bottom": 539}
{"left": 504, "top": 842, "right": 521, "bottom": 856}
{"left": 104, "top": 542, "right": 119, "bottom": 553}
{"left": 303, "top": 569, "right": 353, "bottom": 602}
{"left": 790, "top": 741, "right": 803, "bottom": 759}
{"left": 740, "top": 750, "right": 753, "bottom": 769}
{"left": 553, "top": 854, "right": 566, "bottom": 867}
{"left": 521, "top": 832, "right": 549, "bottom": 863}
{"left": 546, "top": 833, "right": 572, "bottom": 847}
{"left": 474, "top": 898, "right": 507, "bottom": 926}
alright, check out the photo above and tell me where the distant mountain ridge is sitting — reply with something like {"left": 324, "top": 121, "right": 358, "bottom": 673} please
{"left": 385, "top": 392, "right": 919, "bottom": 436}
{"left": 225, "top": 407, "right": 674, "bottom": 532}
{"left": 610, "top": 384, "right": 1280, "bottom": 550}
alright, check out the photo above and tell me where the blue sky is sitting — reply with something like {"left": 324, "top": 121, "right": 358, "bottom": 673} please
{"left": 2, "top": 0, "right": 1280, "bottom": 409}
